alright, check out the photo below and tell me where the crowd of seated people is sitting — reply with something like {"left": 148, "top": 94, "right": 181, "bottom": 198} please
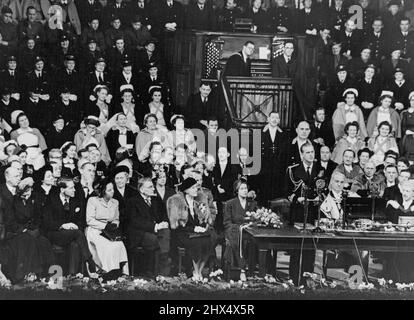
{"left": 0, "top": 0, "right": 414, "bottom": 285}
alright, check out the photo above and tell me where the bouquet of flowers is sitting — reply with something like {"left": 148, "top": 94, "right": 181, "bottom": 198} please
{"left": 245, "top": 208, "right": 283, "bottom": 229}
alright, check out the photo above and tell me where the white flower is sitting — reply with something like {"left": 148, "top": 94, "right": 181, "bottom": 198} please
{"left": 329, "top": 281, "right": 337, "bottom": 289}
{"left": 282, "top": 283, "right": 289, "bottom": 289}
{"left": 378, "top": 278, "right": 386, "bottom": 286}
{"left": 203, "top": 278, "right": 208, "bottom": 283}
{"left": 82, "top": 277, "right": 90, "bottom": 283}
{"left": 76, "top": 273, "right": 84, "bottom": 279}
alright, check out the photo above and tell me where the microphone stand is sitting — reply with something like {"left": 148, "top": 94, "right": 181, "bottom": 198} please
{"left": 301, "top": 184, "right": 311, "bottom": 234}
{"left": 341, "top": 190, "right": 349, "bottom": 229}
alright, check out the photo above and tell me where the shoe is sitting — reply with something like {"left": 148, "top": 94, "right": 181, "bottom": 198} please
{"left": 86, "top": 260, "right": 97, "bottom": 277}
{"left": 240, "top": 270, "right": 247, "bottom": 282}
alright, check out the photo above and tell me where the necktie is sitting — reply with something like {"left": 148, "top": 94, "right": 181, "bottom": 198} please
{"left": 306, "top": 166, "right": 311, "bottom": 178}
{"left": 145, "top": 197, "right": 151, "bottom": 206}
{"left": 37, "top": 72, "right": 41, "bottom": 78}
{"left": 63, "top": 200, "right": 70, "bottom": 211}
{"left": 10, "top": 71, "right": 14, "bottom": 76}
{"left": 99, "top": 72, "right": 104, "bottom": 83}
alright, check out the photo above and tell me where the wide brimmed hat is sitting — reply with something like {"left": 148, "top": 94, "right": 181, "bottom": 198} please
{"left": 178, "top": 177, "right": 198, "bottom": 192}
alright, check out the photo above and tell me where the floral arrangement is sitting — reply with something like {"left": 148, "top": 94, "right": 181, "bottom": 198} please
{"left": 245, "top": 208, "right": 284, "bottom": 228}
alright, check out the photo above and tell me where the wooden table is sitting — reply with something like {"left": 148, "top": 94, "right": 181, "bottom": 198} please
{"left": 244, "top": 226, "right": 414, "bottom": 277}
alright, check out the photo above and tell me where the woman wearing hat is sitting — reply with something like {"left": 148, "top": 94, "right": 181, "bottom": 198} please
{"left": 5, "top": 177, "right": 55, "bottom": 282}
{"left": 367, "top": 121, "right": 399, "bottom": 167}
{"left": 167, "top": 114, "right": 196, "bottom": 154}
{"left": 10, "top": 112, "right": 47, "bottom": 170}
{"left": 73, "top": 116, "right": 111, "bottom": 165}
{"left": 223, "top": 179, "right": 257, "bottom": 281}
{"left": 332, "top": 88, "right": 368, "bottom": 141}
{"left": 380, "top": 47, "right": 409, "bottom": 86}
{"left": 135, "top": 113, "right": 172, "bottom": 162}
{"left": 386, "top": 67, "right": 412, "bottom": 112}
{"left": 113, "top": 85, "right": 140, "bottom": 134}
{"left": 400, "top": 91, "right": 414, "bottom": 163}
{"left": 331, "top": 121, "right": 366, "bottom": 164}
{"left": 167, "top": 177, "right": 215, "bottom": 280}
{"left": 367, "top": 91, "right": 402, "bottom": 138}
{"left": 106, "top": 112, "right": 137, "bottom": 160}
{"left": 143, "top": 86, "right": 172, "bottom": 129}
{"left": 356, "top": 64, "right": 381, "bottom": 119}
{"left": 87, "top": 85, "right": 114, "bottom": 126}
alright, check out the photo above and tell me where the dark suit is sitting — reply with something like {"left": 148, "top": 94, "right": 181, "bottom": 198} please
{"left": 392, "top": 31, "right": 414, "bottom": 60}
{"left": 185, "top": 92, "right": 220, "bottom": 130}
{"left": 383, "top": 184, "right": 403, "bottom": 204}
{"left": 224, "top": 51, "right": 251, "bottom": 77}
{"left": 260, "top": 128, "right": 288, "bottom": 203}
{"left": 272, "top": 55, "right": 297, "bottom": 79}
{"left": 185, "top": 3, "right": 216, "bottom": 31}
{"left": 364, "top": 31, "right": 388, "bottom": 63}
{"left": 43, "top": 193, "right": 92, "bottom": 274}
{"left": 296, "top": 8, "right": 318, "bottom": 34}
{"left": 0, "top": 69, "right": 24, "bottom": 95}
{"left": 212, "top": 161, "right": 241, "bottom": 230}
{"left": 105, "top": 128, "right": 136, "bottom": 160}
{"left": 245, "top": 8, "right": 269, "bottom": 33}
{"left": 335, "top": 29, "right": 363, "bottom": 58}
{"left": 269, "top": 6, "right": 292, "bottom": 33}
{"left": 285, "top": 162, "right": 326, "bottom": 285}
{"left": 310, "top": 120, "right": 335, "bottom": 149}
{"left": 356, "top": 78, "right": 381, "bottom": 119}
{"left": 126, "top": 194, "right": 169, "bottom": 249}
{"left": 113, "top": 185, "right": 136, "bottom": 233}
{"left": 319, "top": 160, "right": 337, "bottom": 181}
{"left": 152, "top": 0, "right": 184, "bottom": 35}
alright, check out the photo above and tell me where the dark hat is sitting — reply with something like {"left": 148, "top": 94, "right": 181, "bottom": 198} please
{"left": 131, "top": 15, "right": 142, "bottom": 23}
{"left": 28, "top": 85, "right": 42, "bottom": 94}
{"left": 114, "top": 35, "right": 124, "bottom": 42}
{"left": 365, "top": 63, "right": 376, "bottom": 71}
{"left": 144, "top": 38, "right": 158, "bottom": 46}
{"left": 34, "top": 56, "right": 44, "bottom": 64}
{"left": 84, "top": 116, "right": 100, "bottom": 127}
{"left": 52, "top": 114, "right": 65, "bottom": 123}
{"left": 395, "top": 67, "right": 405, "bottom": 74}
{"left": 147, "top": 62, "right": 159, "bottom": 70}
{"left": 336, "top": 64, "right": 347, "bottom": 73}
{"left": 87, "top": 38, "right": 97, "bottom": 44}
{"left": 111, "top": 14, "right": 121, "bottom": 21}
{"left": 95, "top": 56, "right": 106, "bottom": 64}
{"left": 65, "top": 54, "right": 76, "bottom": 61}
{"left": 59, "top": 85, "right": 71, "bottom": 93}
{"left": 178, "top": 177, "right": 198, "bottom": 192}
{"left": 1, "top": 7, "right": 12, "bottom": 15}
{"left": 60, "top": 34, "right": 69, "bottom": 42}
{"left": 7, "top": 55, "right": 17, "bottom": 62}
{"left": 122, "top": 59, "right": 132, "bottom": 67}
{"left": 112, "top": 165, "right": 130, "bottom": 178}
{"left": 388, "top": 0, "right": 401, "bottom": 6}
{"left": 0, "top": 86, "right": 11, "bottom": 95}
{"left": 384, "top": 150, "right": 399, "bottom": 160}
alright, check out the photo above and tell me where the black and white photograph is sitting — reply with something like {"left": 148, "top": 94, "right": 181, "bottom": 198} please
{"left": 0, "top": 0, "right": 413, "bottom": 306}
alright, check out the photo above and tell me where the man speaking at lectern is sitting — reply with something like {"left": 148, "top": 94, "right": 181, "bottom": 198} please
{"left": 223, "top": 41, "right": 255, "bottom": 77}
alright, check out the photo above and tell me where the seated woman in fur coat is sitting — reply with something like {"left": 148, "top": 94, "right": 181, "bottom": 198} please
{"left": 167, "top": 177, "right": 216, "bottom": 281}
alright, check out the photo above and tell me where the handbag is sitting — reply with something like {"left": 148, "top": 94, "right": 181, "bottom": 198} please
{"left": 101, "top": 223, "right": 123, "bottom": 242}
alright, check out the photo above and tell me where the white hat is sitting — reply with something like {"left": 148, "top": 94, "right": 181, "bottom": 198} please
{"left": 10, "top": 110, "right": 24, "bottom": 125}
{"left": 343, "top": 88, "right": 358, "bottom": 97}
{"left": 409, "top": 91, "right": 414, "bottom": 100}
{"left": 380, "top": 90, "right": 394, "bottom": 98}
